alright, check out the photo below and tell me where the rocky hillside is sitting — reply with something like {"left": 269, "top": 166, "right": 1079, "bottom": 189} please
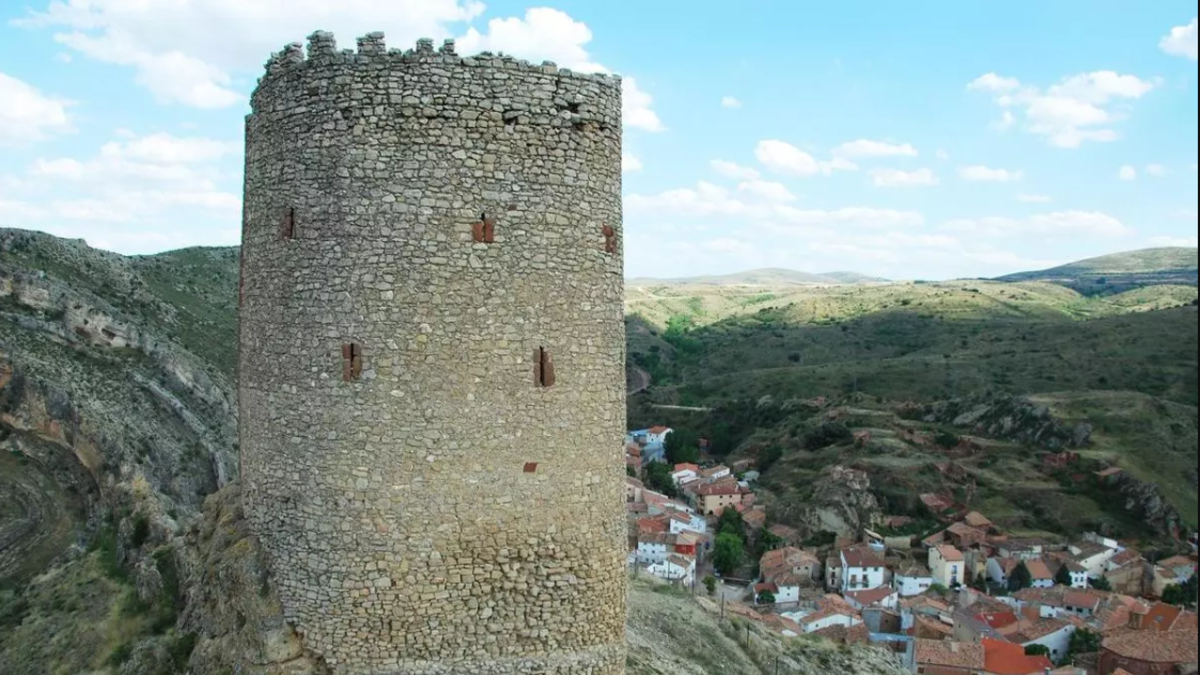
{"left": 996, "top": 247, "right": 1199, "bottom": 296}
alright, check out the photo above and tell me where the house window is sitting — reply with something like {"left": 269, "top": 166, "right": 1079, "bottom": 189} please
{"left": 280, "top": 207, "right": 296, "bottom": 239}
{"left": 342, "top": 343, "right": 363, "bottom": 382}
{"left": 473, "top": 213, "right": 496, "bottom": 243}
{"left": 524, "top": 462, "right": 538, "bottom": 473}
{"left": 533, "top": 347, "right": 555, "bottom": 387}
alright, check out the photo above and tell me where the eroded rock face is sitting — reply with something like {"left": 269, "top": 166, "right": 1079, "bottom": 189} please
{"left": 795, "top": 465, "right": 882, "bottom": 539}
{"left": 1111, "top": 472, "right": 1188, "bottom": 539}
{"left": 923, "top": 394, "right": 1092, "bottom": 451}
{"left": 179, "top": 484, "right": 329, "bottom": 675}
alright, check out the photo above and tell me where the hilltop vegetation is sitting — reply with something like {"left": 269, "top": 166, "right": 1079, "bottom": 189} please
{"left": 996, "top": 247, "right": 1198, "bottom": 297}
{"left": 626, "top": 258, "right": 1199, "bottom": 542}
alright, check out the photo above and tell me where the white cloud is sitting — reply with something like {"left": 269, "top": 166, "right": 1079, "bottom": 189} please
{"left": 968, "top": 73, "right": 1022, "bottom": 92}
{"left": 721, "top": 96, "right": 742, "bottom": 109}
{"left": 936, "top": 149, "right": 950, "bottom": 161}
{"left": 54, "top": 52, "right": 71, "bottom": 63}
{"left": 991, "top": 110, "right": 1016, "bottom": 131}
{"left": 756, "top": 140, "right": 821, "bottom": 176}
{"left": 1145, "top": 163, "right": 1168, "bottom": 177}
{"left": 711, "top": 160, "right": 760, "bottom": 180}
{"left": 832, "top": 139, "right": 919, "bottom": 159}
{"left": 1119, "top": 165, "right": 1137, "bottom": 181}
{"left": 2, "top": 131, "right": 241, "bottom": 253}
{"left": 960, "top": 165, "right": 1023, "bottom": 182}
{"left": 968, "top": 70, "right": 1158, "bottom": 148}
{"left": 625, "top": 181, "right": 753, "bottom": 217}
{"left": 1017, "top": 194, "right": 1052, "bottom": 203}
{"left": 621, "top": 78, "right": 665, "bottom": 132}
{"left": 0, "top": 72, "right": 74, "bottom": 146}
{"left": 869, "top": 168, "right": 939, "bottom": 187}
{"left": 737, "top": 180, "right": 796, "bottom": 203}
{"left": 942, "top": 211, "right": 1131, "bottom": 238}
{"left": 1160, "top": 17, "right": 1198, "bottom": 61}
{"left": 16, "top": 2, "right": 664, "bottom": 129}
{"left": 622, "top": 152, "right": 642, "bottom": 172}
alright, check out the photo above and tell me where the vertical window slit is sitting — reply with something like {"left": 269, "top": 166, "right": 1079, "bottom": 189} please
{"left": 342, "top": 343, "right": 362, "bottom": 382}
{"left": 280, "top": 207, "right": 296, "bottom": 240}
{"left": 534, "top": 346, "right": 555, "bottom": 388}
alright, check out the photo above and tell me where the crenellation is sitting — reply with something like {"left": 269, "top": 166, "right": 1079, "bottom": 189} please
{"left": 240, "top": 27, "right": 625, "bottom": 675}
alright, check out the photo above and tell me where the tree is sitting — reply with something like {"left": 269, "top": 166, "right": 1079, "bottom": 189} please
{"left": 1089, "top": 576, "right": 1112, "bottom": 592}
{"left": 1008, "top": 562, "right": 1033, "bottom": 592}
{"left": 664, "top": 429, "right": 700, "bottom": 465}
{"left": 626, "top": 465, "right": 636, "bottom": 478}
{"left": 713, "top": 533, "right": 745, "bottom": 576}
{"left": 703, "top": 576, "right": 717, "bottom": 596}
{"left": 1068, "top": 629, "right": 1102, "bottom": 660}
{"left": 758, "top": 446, "right": 784, "bottom": 472}
{"left": 971, "top": 576, "right": 988, "bottom": 593}
{"left": 803, "top": 422, "right": 852, "bottom": 450}
{"left": 757, "top": 589, "right": 776, "bottom": 605}
{"left": 643, "top": 462, "right": 678, "bottom": 498}
{"left": 1054, "top": 564, "right": 1073, "bottom": 587}
{"left": 718, "top": 508, "right": 746, "bottom": 542}
{"left": 1025, "top": 644, "right": 1051, "bottom": 658}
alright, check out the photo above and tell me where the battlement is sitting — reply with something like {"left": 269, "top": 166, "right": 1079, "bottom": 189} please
{"left": 258, "top": 30, "right": 621, "bottom": 91}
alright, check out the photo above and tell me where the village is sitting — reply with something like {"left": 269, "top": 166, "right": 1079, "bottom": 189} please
{"left": 624, "top": 425, "right": 1200, "bottom": 675}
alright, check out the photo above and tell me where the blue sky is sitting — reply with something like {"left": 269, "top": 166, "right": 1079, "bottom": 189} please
{"left": 0, "top": 1, "right": 1196, "bottom": 280}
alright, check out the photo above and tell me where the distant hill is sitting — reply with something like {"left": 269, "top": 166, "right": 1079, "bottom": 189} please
{"left": 997, "top": 247, "right": 1198, "bottom": 296}
{"left": 627, "top": 267, "right": 888, "bottom": 287}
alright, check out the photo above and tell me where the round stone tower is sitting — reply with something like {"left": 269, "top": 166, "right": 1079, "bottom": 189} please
{"left": 238, "top": 31, "right": 627, "bottom": 674}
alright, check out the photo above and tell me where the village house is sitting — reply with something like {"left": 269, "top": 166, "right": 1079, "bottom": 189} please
{"left": 700, "top": 464, "right": 731, "bottom": 481}
{"left": 996, "top": 538, "right": 1049, "bottom": 562}
{"left": 674, "top": 531, "right": 702, "bottom": 557}
{"left": 741, "top": 506, "right": 767, "bottom": 530}
{"left": 755, "top": 573, "right": 806, "bottom": 605}
{"left": 1070, "top": 536, "right": 1121, "bottom": 578}
{"left": 670, "top": 463, "right": 700, "bottom": 486}
{"left": 845, "top": 586, "right": 899, "bottom": 612}
{"left": 895, "top": 562, "right": 936, "bottom": 597}
{"left": 647, "top": 554, "right": 695, "bottom": 586}
{"left": 636, "top": 532, "right": 675, "bottom": 565}
{"left": 915, "top": 639, "right": 985, "bottom": 674}
{"left": 760, "top": 546, "right": 822, "bottom": 584}
{"left": 1047, "top": 555, "right": 1091, "bottom": 589}
{"left": 981, "top": 638, "right": 1054, "bottom": 675}
{"left": 840, "top": 546, "right": 888, "bottom": 592}
{"left": 784, "top": 595, "right": 863, "bottom": 634}
{"left": 695, "top": 480, "right": 753, "bottom": 516}
{"left": 1010, "top": 617, "right": 1077, "bottom": 664}
{"left": 1098, "top": 604, "right": 1198, "bottom": 675}
{"left": 930, "top": 545, "right": 967, "bottom": 588}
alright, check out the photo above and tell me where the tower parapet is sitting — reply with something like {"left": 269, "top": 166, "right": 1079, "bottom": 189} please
{"left": 239, "top": 30, "right": 626, "bottom": 674}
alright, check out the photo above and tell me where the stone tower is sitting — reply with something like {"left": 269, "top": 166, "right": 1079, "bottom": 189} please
{"left": 237, "top": 31, "right": 627, "bottom": 674}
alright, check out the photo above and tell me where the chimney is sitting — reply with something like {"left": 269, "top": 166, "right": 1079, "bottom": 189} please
{"left": 1128, "top": 606, "right": 1147, "bottom": 631}
{"left": 951, "top": 642, "right": 960, "bottom": 654}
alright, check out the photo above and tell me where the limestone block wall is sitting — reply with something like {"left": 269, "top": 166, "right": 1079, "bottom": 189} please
{"left": 238, "top": 31, "right": 627, "bottom": 674}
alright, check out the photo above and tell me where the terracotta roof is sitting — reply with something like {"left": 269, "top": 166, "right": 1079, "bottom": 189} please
{"left": 799, "top": 595, "right": 859, "bottom": 626}
{"left": 982, "top": 638, "right": 1054, "bottom": 675}
{"left": 913, "top": 614, "right": 954, "bottom": 637}
{"left": 761, "top": 547, "right": 804, "bottom": 571}
{"left": 964, "top": 511, "right": 993, "bottom": 528}
{"left": 639, "top": 532, "right": 676, "bottom": 546}
{"left": 762, "top": 614, "right": 802, "bottom": 635}
{"left": 1012, "top": 617, "right": 1071, "bottom": 643}
{"left": 1141, "top": 602, "right": 1185, "bottom": 631}
{"left": 841, "top": 547, "right": 885, "bottom": 568}
{"left": 672, "top": 463, "right": 699, "bottom": 473}
{"left": 648, "top": 425, "right": 670, "bottom": 434}
{"left": 666, "top": 554, "right": 694, "bottom": 569}
{"left": 1109, "top": 548, "right": 1143, "bottom": 567}
{"left": 1026, "top": 559, "right": 1054, "bottom": 580}
{"left": 845, "top": 586, "right": 896, "bottom": 608}
{"left": 975, "top": 610, "right": 1019, "bottom": 630}
{"left": 811, "top": 624, "right": 850, "bottom": 642}
{"left": 742, "top": 509, "right": 767, "bottom": 528}
{"left": 768, "top": 524, "right": 799, "bottom": 540}
{"left": 697, "top": 482, "right": 745, "bottom": 496}
{"left": 773, "top": 573, "right": 807, "bottom": 588}
{"left": 916, "top": 640, "right": 985, "bottom": 669}
{"left": 626, "top": 476, "right": 644, "bottom": 488}
{"left": 1064, "top": 590, "right": 1102, "bottom": 611}
{"left": 1103, "top": 627, "right": 1199, "bottom": 663}
{"left": 936, "top": 544, "right": 965, "bottom": 562}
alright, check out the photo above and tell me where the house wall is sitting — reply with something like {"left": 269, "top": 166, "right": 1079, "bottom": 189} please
{"left": 1022, "top": 625, "right": 1076, "bottom": 664}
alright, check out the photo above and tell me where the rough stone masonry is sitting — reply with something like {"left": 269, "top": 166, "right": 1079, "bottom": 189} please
{"left": 238, "top": 30, "right": 628, "bottom": 674}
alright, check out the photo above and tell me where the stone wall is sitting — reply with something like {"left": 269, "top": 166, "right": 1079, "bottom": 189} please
{"left": 238, "top": 31, "right": 627, "bottom": 674}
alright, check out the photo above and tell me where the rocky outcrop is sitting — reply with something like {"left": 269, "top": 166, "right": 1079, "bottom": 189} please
{"left": 921, "top": 393, "right": 1092, "bottom": 451}
{"left": 793, "top": 465, "right": 882, "bottom": 539}
{"left": 178, "top": 484, "right": 329, "bottom": 675}
{"left": 1109, "top": 471, "right": 1188, "bottom": 540}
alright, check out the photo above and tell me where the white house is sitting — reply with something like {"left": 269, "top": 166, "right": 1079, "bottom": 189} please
{"left": 840, "top": 547, "right": 887, "bottom": 593}
{"left": 845, "top": 586, "right": 899, "bottom": 611}
{"left": 1069, "top": 540, "right": 1118, "bottom": 578}
{"left": 1056, "top": 560, "right": 1090, "bottom": 589}
{"left": 929, "top": 545, "right": 965, "bottom": 588}
{"left": 1015, "top": 620, "right": 1076, "bottom": 664}
{"left": 988, "top": 557, "right": 1018, "bottom": 587}
{"left": 894, "top": 567, "right": 935, "bottom": 597}
{"left": 647, "top": 554, "right": 695, "bottom": 586}
{"left": 637, "top": 532, "right": 673, "bottom": 565}
{"left": 785, "top": 598, "right": 863, "bottom": 634}
{"left": 771, "top": 574, "right": 805, "bottom": 604}
{"left": 671, "top": 464, "right": 699, "bottom": 486}
{"left": 701, "top": 465, "right": 731, "bottom": 481}
{"left": 645, "top": 426, "right": 673, "bottom": 446}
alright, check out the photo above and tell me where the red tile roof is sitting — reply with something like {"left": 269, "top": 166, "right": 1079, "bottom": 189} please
{"left": 845, "top": 586, "right": 896, "bottom": 608}
{"left": 975, "top": 611, "right": 1020, "bottom": 631}
{"left": 1012, "top": 617, "right": 1071, "bottom": 643}
{"left": 1026, "top": 559, "right": 1054, "bottom": 581}
{"left": 964, "top": 511, "right": 993, "bottom": 528}
{"left": 916, "top": 640, "right": 985, "bottom": 669}
{"left": 842, "top": 547, "right": 885, "bottom": 568}
{"left": 1103, "top": 626, "right": 1199, "bottom": 663}
{"left": 648, "top": 425, "right": 670, "bottom": 434}
{"left": 982, "top": 638, "right": 1054, "bottom": 674}
{"left": 936, "top": 545, "right": 965, "bottom": 562}
{"left": 1064, "top": 590, "right": 1102, "bottom": 611}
